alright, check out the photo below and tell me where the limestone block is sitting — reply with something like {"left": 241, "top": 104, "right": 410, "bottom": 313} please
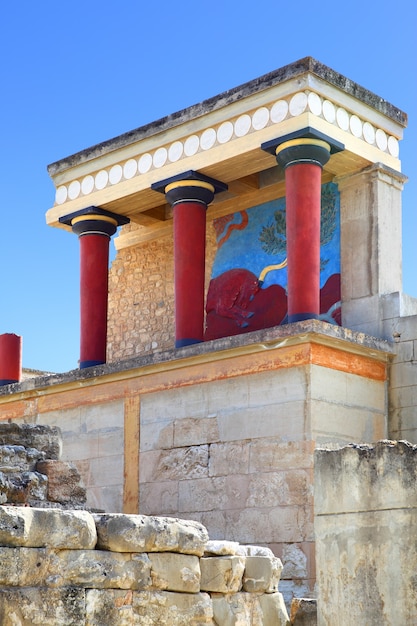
{"left": 94, "top": 513, "right": 208, "bottom": 555}
{"left": 86, "top": 589, "right": 214, "bottom": 625}
{"left": 212, "top": 592, "right": 289, "bottom": 626}
{"left": 178, "top": 476, "right": 228, "bottom": 513}
{"left": 258, "top": 592, "right": 290, "bottom": 625}
{"left": 140, "top": 445, "right": 209, "bottom": 482}
{"left": 242, "top": 555, "right": 283, "bottom": 593}
{"left": 200, "top": 555, "right": 245, "bottom": 593}
{"left": 211, "top": 592, "right": 263, "bottom": 625}
{"left": 204, "top": 539, "right": 241, "bottom": 556}
{"left": 0, "top": 470, "right": 48, "bottom": 504}
{"left": 0, "top": 506, "right": 97, "bottom": 549}
{"left": 209, "top": 441, "right": 250, "bottom": 477}
{"left": 148, "top": 552, "right": 200, "bottom": 592}
{"left": 0, "top": 444, "right": 45, "bottom": 472}
{"left": 290, "top": 598, "right": 317, "bottom": 625}
{"left": 0, "top": 547, "right": 49, "bottom": 586}
{"left": 46, "top": 549, "right": 151, "bottom": 589}
{"left": 0, "top": 588, "right": 85, "bottom": 625}
{"left": 36, "top": 459, "right": 86, "bottom": 505}
{"left": 0, "top": 424, "right": 62, "bottom": 460}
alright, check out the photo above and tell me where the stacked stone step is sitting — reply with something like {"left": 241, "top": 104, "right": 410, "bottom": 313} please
{"left": 0, "top": 506, "right": 290, "bottom": 625}
{"left": 0, "top": 423, "right": 86, "bottom": 508}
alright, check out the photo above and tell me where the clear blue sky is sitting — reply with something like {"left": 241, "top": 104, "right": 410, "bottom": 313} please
{"left": 1, "top": 1, "right": 416, "bottom": 373}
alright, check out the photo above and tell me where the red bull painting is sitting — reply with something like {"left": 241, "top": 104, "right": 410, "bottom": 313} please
{"left": 205, "top": 182, "right": 341, "bottom": 340}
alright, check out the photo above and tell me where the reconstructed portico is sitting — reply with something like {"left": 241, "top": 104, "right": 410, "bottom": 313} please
{"left": 1, "top": 59, "right": 415, "bottom": 617}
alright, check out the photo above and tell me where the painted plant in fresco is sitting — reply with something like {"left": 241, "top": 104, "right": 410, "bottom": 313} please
{"left": 205, "top": 182, "right": 341, "bottom": 340}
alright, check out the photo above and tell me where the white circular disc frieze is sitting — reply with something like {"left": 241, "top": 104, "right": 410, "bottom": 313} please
{"left": 153, "top": 147, "right": 167, "bottom": 168}
{"left": 388, "top": 135, "right": 399, "bottom": 157}
{"left": 184, "top": 135, "right": 200, "bottom": 156}
{"left": 376, "top": 129, "right": 388, "bottom": 151}
{"left": 123, "top": 159, "right": 138, "bottom": 179}
{"left": 270, "top": 100, "right": 288, "bottom": 123}
{"left": 350, "top": 115, "right": 362, "bottom": 138}
{"left": 289, "top": 92, "right": 308, "bottom": 116}
{"left": 200, "top": 128, "right": 216, "bottom": 150}
{"left": 234, "top": 114, "right": 251, "bottom": 137}
{"left": 363, "top": 122, "right": 375, "bottom": 144}
{"left": 81, "top": 175, "right": 94, "bottom": 195}
{"left": 55, "top": 186, "right": 68, "bottom": 205}
{"left": 336, "top": 107, "right": 349, "bottom": 131}
{"left": 68, "top": 180, "right": 81, "bottom": 200}
{"left": 322, "top": 100, "right": 336, "bottom": 123}
{"left": 252, "top": 107, "right": 269, "bottom": 130}
{"left": 308, "top": 92, "right": 322, "bottom": 116}
{"left": 109, "top": 164, "right": 123, "bottom": 185}
{"left": 95, "top": 170, "right": 109, "bottom": 190}
{"left": 217, "top": 121, "right": 234, "bottom": 144}
{"left": 138, "top": 153, "right": 152, "bottom": 174}
{"left": 168, "top": 141, "right": 183, "bottom": 162}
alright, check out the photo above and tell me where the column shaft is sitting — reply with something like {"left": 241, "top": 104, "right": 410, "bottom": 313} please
{"left": 285, "top": 162, "right": 322, "bottom": 321}
{"left": 79, "top": 232, "right": 110, "bottom": 368}
{"left": 173, "top": 200, "right": 207, "bottom": 347}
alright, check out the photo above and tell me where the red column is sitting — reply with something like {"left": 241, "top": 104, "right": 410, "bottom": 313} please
{"left": 0, "top": 333, "right": 22, "bottom": 385}
{"left": 275, "top": 138, "right": 331, "bottom": 322}
{"left": 165, "top": 180, "right": 215, "bottom": 348}
{"left": 152, "top": 173, "right": 227, "bottom": 348}
{"left": 60, "top": 208, "right": 129, "bottom": 369}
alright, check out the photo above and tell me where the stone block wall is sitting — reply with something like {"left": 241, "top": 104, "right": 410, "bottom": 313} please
{"left": 314, "top": 440, "right": 417, "bottom": 626}
{"left": 0, "top": 505, "right": 290, "bottom": 625}
{"left": 13, "top": 400, "right": 125, "bottom": 512}
{"left": 107, "top": 224, "right": 217, "bottom": 362}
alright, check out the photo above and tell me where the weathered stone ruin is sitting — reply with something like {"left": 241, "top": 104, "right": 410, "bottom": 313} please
{"left": 0, "top": 423, "right": 86, "bottom": 508}
{"left": 0, "top": 506, "right": 290, "bottom": 625}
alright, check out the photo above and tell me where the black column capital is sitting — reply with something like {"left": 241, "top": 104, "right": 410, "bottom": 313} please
{"left": 59, "top": 206, "right": 129, "bottom": 237}
{"left": 152, "top": 170, "right": 228, "bottom": 207}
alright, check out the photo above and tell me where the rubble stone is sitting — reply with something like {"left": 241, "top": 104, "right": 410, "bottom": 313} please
{"left": 36, "top": 459, "right": 86, "bottom": 505}
{"left": 243, "top": 555, "right": 283, "bottom": 593}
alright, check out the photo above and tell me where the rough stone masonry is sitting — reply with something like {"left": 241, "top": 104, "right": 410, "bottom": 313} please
{"left": 0, "top": 506, "right": 290, "bottom": 625}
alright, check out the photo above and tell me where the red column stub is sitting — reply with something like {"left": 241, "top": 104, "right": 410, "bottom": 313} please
{"left": 59, "top": 207, "right": 129, "bottom": 369}
{"left": 152, "top": 172, "right": 227, "bottom": 348}
{"left": 0, "top": 333, "right": 22, "bottom": 385}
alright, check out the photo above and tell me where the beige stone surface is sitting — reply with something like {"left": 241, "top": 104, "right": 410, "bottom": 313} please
{"left": 243, "top": 555, "right": 283, "bottom": 593}
{"left": 148, "top": 552, "right": 200, "bottom": 592}
{"left": 0, "top": 547, "right": 49, "bottom": 586}
{"left": 0, "top": 506, "right": 97, "bottom": 549}
{"left": 200, "top": 555, "right": 245, "bottom": 593}
{"left": 212, "top": 591, "right": 290, "bottom": 626}
{"left": 86, "top": 589, "right": 214, "bottom": 625}
{"left": 94, "top": 513, "right": 208, "bottom": 555}
{"left": 46, "top": 549, "right": 151, "bottom": 589}
{"left": 0, "top": 588, "right": 85, "bottom": 625}
{"left": 315, "top": 441, "right": 417, "bottom": 625}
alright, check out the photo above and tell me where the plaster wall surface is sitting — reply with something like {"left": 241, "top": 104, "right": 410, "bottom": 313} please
{"left": 314, "top": 440, "right": 417, "bottom": 626}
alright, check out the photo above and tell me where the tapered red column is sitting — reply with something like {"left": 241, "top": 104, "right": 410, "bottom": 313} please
{"left": 152, "top": 172, "right": 227, "bottom": 348}
{"left": 60, "top": 207, "right": 129, "bottom": 368}
{"left": 263, "top": 130, "right": 343, "bottom": 324}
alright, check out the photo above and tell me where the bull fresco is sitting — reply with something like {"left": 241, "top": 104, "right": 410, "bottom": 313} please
{"left": 205, "top": 182, "right": 341, "bottom": 340}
